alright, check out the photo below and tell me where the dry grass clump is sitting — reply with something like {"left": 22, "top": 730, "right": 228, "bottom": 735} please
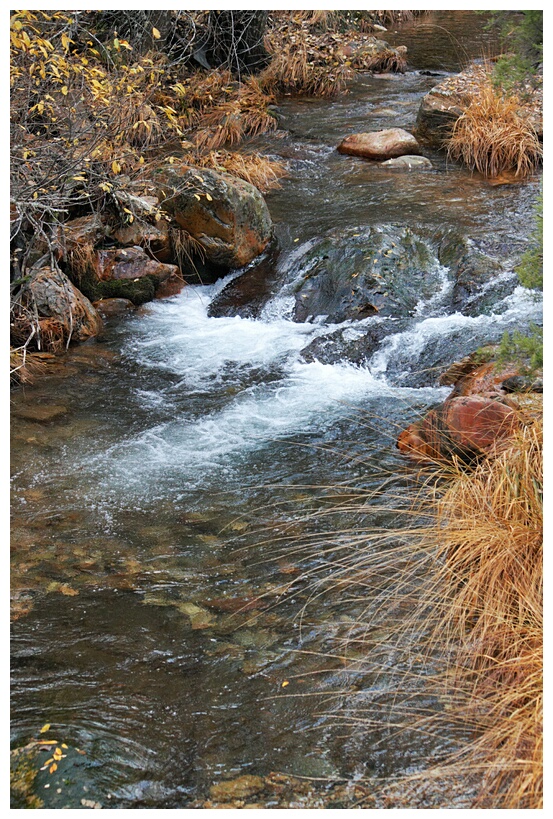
{"left": 447, "top": 78, "right": 542, "bottom": 179}
{"left": 267, "top": 400, "right": 542, "bottom": 808}
{"left": 422, "top": 406, "right": 543, "bottom": 807}
{"left": 359, "top": 404, "right": 543, "bottom": 807}
{"left": 192, "top": 77, "right": 278, "bottom": 150}
{"left": 260, "top": 44, "right": 354, "bottom": 97}
{"left": 183, "top": 149, "right": 287, "bottom": 193}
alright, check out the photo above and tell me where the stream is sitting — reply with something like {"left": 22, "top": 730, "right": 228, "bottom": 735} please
{"left": 10, "top": 11, "right": 542, "bottom": 809}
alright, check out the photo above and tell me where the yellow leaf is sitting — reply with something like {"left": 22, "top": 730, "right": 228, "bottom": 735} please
{"left": 194, "top": 194, "right": 201, "bottom": 201}
{"left": 205, "top": 193, "right": 213, "bottom": 201}
{"left": 112, "top": 160, "right": 121, "bottom": 174}
{"left": 61, "top": 744, "right": 68, "bottom": 749}
{"left": 61, "top": 86, "right": 68, "bottom": 96}
{"left": 138, "top": 156, "right": 145, "bottom": 165}
{"left": 49, "top": 763, "right": 58, "bottom": 774}
{"left": 281, "top": 680, "right": 290, "bottom": 687}
{"left": 40, "top": 724, "right": 51, "bottom": 734}
{"left": 152, "top": 27, "right": 161, "bottom": 40}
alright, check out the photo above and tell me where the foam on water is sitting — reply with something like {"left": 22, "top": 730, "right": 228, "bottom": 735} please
{"left": 79, "top": 276, "right": 541, "bottom": 504}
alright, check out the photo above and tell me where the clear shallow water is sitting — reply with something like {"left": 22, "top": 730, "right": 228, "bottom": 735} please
{"left": 11, "top": 12, "right": 541, "bottom": 809}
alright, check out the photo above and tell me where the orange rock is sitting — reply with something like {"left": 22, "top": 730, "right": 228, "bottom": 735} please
{"left": 453, "top": 361, "right": 520, "bottom": 396}
{"left": 441, "top": 396, "right": 519, "bottom": 453}
{"left": 397, "top": 397, "right": 519, "bottom": 462}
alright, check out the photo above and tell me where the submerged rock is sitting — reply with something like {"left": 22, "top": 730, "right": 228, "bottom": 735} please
{"left": 156, "top": 166, "right": 273, "bottom": 270}
{"left": 209, "top": 775, "right": 265, "bottom": 802}
{"left": 13, "top": 404, "right": 68, "bottom": 423}
{"left": 337, "top": 128, "right": 421, "bottom": 160}
{"left": 381, "top": 155, "right": 433, "bottom": 170}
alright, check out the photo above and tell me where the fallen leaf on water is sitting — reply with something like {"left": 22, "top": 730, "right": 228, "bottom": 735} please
{"left": 281, "top": 680, "right": 289, "bottom": 687}
{"left": 40, "top": 723, "right": 51, "bottom": 733}
{"left": 49, "top": 763, "right": 58, "bottom": 773}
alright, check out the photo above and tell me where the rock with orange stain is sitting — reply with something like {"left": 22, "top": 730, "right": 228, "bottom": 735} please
{"left": 156, "top": 166, "right": 273, "bottom": 270}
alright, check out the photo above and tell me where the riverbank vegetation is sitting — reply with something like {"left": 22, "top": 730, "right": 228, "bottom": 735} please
{"left": 446, "top": 11, "right": 542, "bottom": 180}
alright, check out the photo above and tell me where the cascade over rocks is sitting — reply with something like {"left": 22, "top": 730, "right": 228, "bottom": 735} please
{"left": 437, "top": 231, "right": 504, "bottom": 313}
{"left": 299, "top": 321, "right": 397, "bottom": 365}
{"left": 337, "top": 128, "right": 422, "bottom": 160}
{"left": 156, "top": 166, "right": 274, "bottom": 272}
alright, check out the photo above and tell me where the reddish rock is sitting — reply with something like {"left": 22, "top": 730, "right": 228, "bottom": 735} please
{"left": 94, "top": 246, "right": 178, "bottom": 284}
{"left": 337, "top": 128, "right": 421, "bottom": 160}
{"left": 154, "top": 272, "right": 186, "bottom": 299}
{"left": 442, "top": 396, "right": 519, "bottom": 453}
{"left": 112, "top": 218, "right": 171, "bottom": 262}
{"left": 453, "top": 361, "right": 520, "bottom": 397}
{"left": 398, "top": 397, "right": 519, "bottom": 462}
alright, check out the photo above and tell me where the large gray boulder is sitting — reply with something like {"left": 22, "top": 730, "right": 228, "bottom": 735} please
{"left": 290, "top": 226, "right": 438, "bottom": 324}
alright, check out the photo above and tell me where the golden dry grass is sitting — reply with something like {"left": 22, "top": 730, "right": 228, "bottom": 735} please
{"left": 259, "top": 42, "right": 354, "bottom": 97}
{"left": 184, "top": 149, "right": 287, "bottom": 193}
{"left": 447, "top": 79, "right": 542, "bottom": 179}
{"left": 259, "top": 400, "right": 542, "bottom": 808}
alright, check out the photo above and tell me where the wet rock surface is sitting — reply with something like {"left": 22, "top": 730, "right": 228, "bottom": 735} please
{"left": 381, "top": 154, "right": 433, "bottom": 170}
{"left": 208, "top": 244, "right": 281, "bottom": 319}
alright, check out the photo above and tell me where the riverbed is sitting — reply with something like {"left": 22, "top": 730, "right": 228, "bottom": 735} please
{"left": 10, "top": 11, "right": 542, "bottom": 809}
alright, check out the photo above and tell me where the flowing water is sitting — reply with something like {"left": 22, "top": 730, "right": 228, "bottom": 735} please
{"left": 11, "top": 12, "right": 541, "bottom": 809}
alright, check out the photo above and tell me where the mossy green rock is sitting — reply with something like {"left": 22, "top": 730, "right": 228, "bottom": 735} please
{"left": 291, "top": 226, "right": 438, "bottom": 323}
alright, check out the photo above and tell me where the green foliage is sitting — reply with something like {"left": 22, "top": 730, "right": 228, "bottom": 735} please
{"left": 486, "top": 10, "right": 542, "bottom": 94}
{"left": 517, "top": 193, "right": 542, "bottom": 290}
{"left": 497, "top": 325, "right": 543, "bottom": 373}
